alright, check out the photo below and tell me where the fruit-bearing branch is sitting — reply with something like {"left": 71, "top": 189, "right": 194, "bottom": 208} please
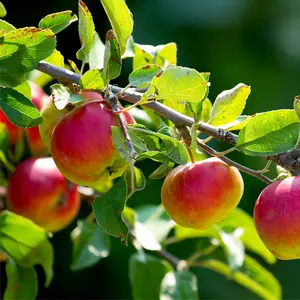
{"left": 36, "top": 61, "right": 300, "bottom": 178}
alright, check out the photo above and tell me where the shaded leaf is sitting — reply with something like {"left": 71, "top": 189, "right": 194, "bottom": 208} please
{"left": 0, "top": 87, "right": 42, "bottom": 127}
{"left": 39, "top": 10, "right": 78, "bottom": 34}
{"left": 237, "top": 109, "right": 299, "bottom": 156}
{"left": 71, "top": 220, "right": 111, "bottom": 271}
{"left": 103, "top": 30, "right": 122, "bottom": 82}
{"left": 160, "top": 271, "right": 199, "bottom": 300}
{"left": 125, "top": 166, "right": 146, "bottom": 194}
{"left": 149, "top": 161, "right": 174, "bottom": 179}
{"left": 4, "top": 263, "right": 38, "bottom": 300}
{"left": 93, "top": 175, "right": 128, "bottom": 244}
{"left": 129, "top": 252, "right": 172, "bottom": 300}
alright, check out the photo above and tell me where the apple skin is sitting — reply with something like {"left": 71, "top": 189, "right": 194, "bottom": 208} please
{"left": 50, "top": 100, "right": 135, "bottom": 187}
{"left": 161, "top": 157, "right": 244, "bottom": 230}
{"left": 254, "top": 176, "right": 300, "bottom": 260}
{"left": 6, "top": 157, "right": 80, "bottom": 232}
{"left": 25, "top": 82, "right": 49, "bottom": 156}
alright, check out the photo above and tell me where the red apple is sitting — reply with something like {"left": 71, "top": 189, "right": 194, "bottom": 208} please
{"left": 254, "top": 176, "right": 300, "bottom": 260}
{"left": 50, "top": 100, "right": 135, "bottom": 187}
{"left": 7, "top": 157, "right": 81, "bottom": 232}
{"left": 25, "top": 82, "right": 49, "bottom": 156}
{"left": 161, "top": 157, "right": 244, "bottom": 230}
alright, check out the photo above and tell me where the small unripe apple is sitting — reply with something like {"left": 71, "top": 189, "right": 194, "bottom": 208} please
{"left": 25, "top": 82, "right": 49, "bottom": 156}
{"left": 50, "top": 100, "right": 135, "bottom": 187}
{"left": 254, "top": 176, "right": 300, "bottom": 260}
{"left": 161, "top": 157, "right": 244, "bottom": 230}
{"left": 7, "top": 157, "right": 80, "bottom": 232}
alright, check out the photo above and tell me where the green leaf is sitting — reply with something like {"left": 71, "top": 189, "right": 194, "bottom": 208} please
{"left": 125, "top": 166, "right": 146, "bottom": 195}
{"left": 0, "top": 211, "right": 48, "bottom": 264}
{"left": 136, "top": 204, "right": 175, "bottom": 243}
{"left": 129, "top": 64, "right": 162, "bottom": 87}
{"left": 50, "top": 83, "right": 84, "bottom": 110}
{"left": 236, "top": 109, "right": 299, "bottom": 156}
{"left": 141, "top": 67, "right": 208, "bottom": 104}
{"left": 71, "top": 220, "right": 111, "bottom": 271}
{"left": 88, "top": 31, "right": 105, "bottom": 69}
{"left": 133, "top": 43, "right": 177, "bottom": 70}
{"left": 199, "top": 254, "right": 281, "bottom": 300}
{"left": 0, "top": 123, "right": 9, "bottom": 154}
{"left": 200, "top": 98, "right": 212, "bottom": 122}
{"left": 128, "top": 126, "right": 189, "bottom": 165}
{"left": 121, "top": 35, "right": 134, "bottom": 59}
{"left": 160, "top": 271, "right": 199, "bottom": 300}
{"left": 103, "top": 30, "right": 122, "bottom": 82}
{"left": 0, "top": 20, "right": 15, "bottom": 34}
{"left": 134, "top": 222, "right": 162, "bottom": 251}
{"left": 4, "top": 263, "right": 38, "bottom": 300}
{"left": 28, "top": 49, "right": 65, "bottom": 87}
{"left": 216, "top": 227, "right": 245, "bottom": 273}
{"left": 39, "top": 10, "right": 78, "bottom": 34}
{"left": 175, "top": 208, "right": 276, "bottom": 265}
{"left": 133, "top": 44, "right": 155, "bottom": 70}
{"left": 111, "top": 126, "right": 132, "bottom": 163}
{"left": 149, "top": 161, "right": 174, "bottom": 179}
{"left": 76, "top": 0, "right": 95, "bottom": 61}
{"left": 80, "top": 69, "right": 106, "bottom": 90}
{"left": 100, "top": 0, "right": 133, "bottom": 55}
{"left": 0, "top": 87, "right": 42, "bottom": 127}
{"left": 13, "top": 81, "right": 31, "bottom": 100}
{"left": 209, "top": 83, "right": 251, "bottom": 126}
{"left": 0, "top": 2, "right": 6, "bottom": 18}
{"left": 155, "top": 43, "right": 177, "bottom": 67}
{"left": 219, "top": 208, "right": 276, "bottom": 264}
{"left": 0, "top": 27, "right": 56, "bottom": 87}
{"left": 93, "top": 175, "right": 129, "bottom": 244}
{"left": 221, "top": 115, "right": 251, "bottom": 131}
{"left": 129, "top": 252, "right": 172, "bottom": 300}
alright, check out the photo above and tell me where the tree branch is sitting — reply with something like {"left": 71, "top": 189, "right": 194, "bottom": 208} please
{"left": 36, "top": 61, "right": 300, "bottom": 178}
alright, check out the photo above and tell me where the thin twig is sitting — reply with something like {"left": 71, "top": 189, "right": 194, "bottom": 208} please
{"left": 197, "top": 139, "right": 273, "bottom": 184}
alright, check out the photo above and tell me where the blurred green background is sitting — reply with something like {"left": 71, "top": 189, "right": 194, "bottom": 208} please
{"left": 1, "top": 0, "right": 300, "bottom": 298}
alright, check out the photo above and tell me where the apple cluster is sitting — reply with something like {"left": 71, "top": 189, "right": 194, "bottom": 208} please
{"left": 1, "top": 82, "right": 299, "bottom": 262}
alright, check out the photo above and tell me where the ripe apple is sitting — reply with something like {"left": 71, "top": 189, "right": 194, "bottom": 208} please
{"left": 50, "top": 100, "right": 135, "bottom": 187}
{"left": 25, "top": 82, "right": 49, "bottom": 156}
{"left": 6, "top": 157, "right": 80, "bottom": 232}
{"left": 254, "top": 176, "right": 300, "bottom": 260}
{"left": 161, "top": 157, "right": 244, "bottom": 230}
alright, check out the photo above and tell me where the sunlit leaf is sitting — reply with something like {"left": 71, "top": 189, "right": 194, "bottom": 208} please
{"left": 0, "top": 27, "right": 56, "bottom": 87}
{"left": 39, "top": 10, "right": 78, "bottom": 34}
{"left": 80, "top": 69, "right": 106, "bottom": 90}
{"left": 100, "top": 0, "right": 133, "bottom": 55}
{"left": 209, "top": 83, "right": 251, "bottom": 126}
{"left": 88, "top": 31, "right": 105, "bottom": 69}
{"left": 237, "top": 109, "right": 299, "bottom": 156}
{"left": 129, "top": 64, "right": 162, "bottom": 87}
{"left": 76, "top": 0, "right": 95, "bottom": 61}
{"left": 0, "top": 2, "right": 6, "bottom": 18}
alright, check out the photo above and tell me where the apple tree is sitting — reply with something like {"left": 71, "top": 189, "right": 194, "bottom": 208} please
{"left": 1, "top": 0, "right": 299, "bottom": 299}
